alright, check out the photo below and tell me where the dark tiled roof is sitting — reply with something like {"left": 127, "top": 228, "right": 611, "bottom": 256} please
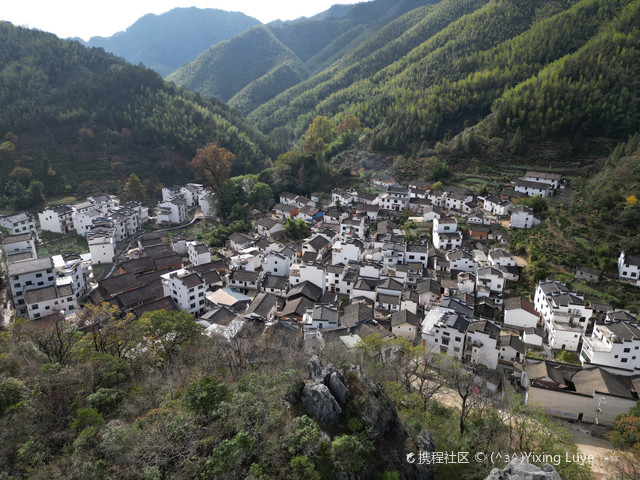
{"left": 132, "top": 297, "right": 177, "bottom": 317}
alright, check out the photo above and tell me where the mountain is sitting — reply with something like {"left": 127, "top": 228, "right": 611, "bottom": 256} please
{"left": 247, "top": 0, "right": 640, "bottom": 157}
{"left": 86, "top": 7, "right": 261, "bottom": 77}
{"left": 167, "top": 0, "right": 435, "bottom": 115}
{"left": 0, "top": 21, "right": 272, "bottom": 201}
{"left": 167, "top": 26, "right": 308, "bottom": 115}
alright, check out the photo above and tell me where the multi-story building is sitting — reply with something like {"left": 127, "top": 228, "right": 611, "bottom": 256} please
{"left": 618, "top": 252, "right": 640, "bottom": 287}
{"left": 0, "top": 212, "right": 37, "bottom": 236}
{"left": 161, "top": 269, "right": 207, "bottom": 315}
{"left": 7, "top": 257, "right": 56, "bottom": 315}
{"left": 581, "top": 319, "right": 640, "bottom": 369}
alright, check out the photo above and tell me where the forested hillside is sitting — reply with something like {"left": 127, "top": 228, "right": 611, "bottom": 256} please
{"left": 167, "top": 26, "right": 309, "bottom": 115}
{"left": 247, "top": 0, "right": 640, "bottom": 157}
{"left": 0, "top": 22, "right": 272, "bottom": 204}
{"left": 85, "top": 8, "right": 261, "bottom": 77}
{"left": 167, "top": 0, "right": 435, "bottom": 115}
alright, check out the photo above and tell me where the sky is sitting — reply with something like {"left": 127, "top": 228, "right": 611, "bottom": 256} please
{"left": 1, "top": 1, "right": 365, "bottom": 41}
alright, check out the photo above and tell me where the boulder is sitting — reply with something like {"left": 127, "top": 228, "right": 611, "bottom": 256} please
{"left": 485, "top": 458, "right": 562, "bottom": 480}
{"left": 301, "top": 383, "right": 342, "bottom": 425}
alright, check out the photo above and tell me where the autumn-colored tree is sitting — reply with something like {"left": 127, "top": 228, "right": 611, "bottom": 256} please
{"left": 191, "top": 142, "right": 234, "bottom": 191}
{"left": 78, "top": 127, "right": 94, "bottom": 143}
{"left": 9, "top": 166, "right": 32, "bottom": 186}
{"left": 122, "top": 173, "right": 146, "bottom": 202}
{"left": 626, "top": 195, "right": 638, "bottom": 206}
{"left": 336, "top": 114, "right": 361, "bottom": 136}
{"left": 303, "top": 116, "right": 335, "bottom": 153}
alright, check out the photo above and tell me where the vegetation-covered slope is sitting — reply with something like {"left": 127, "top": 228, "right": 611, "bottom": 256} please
{"left": 249, "top": 0, "right": 640, "bottom": 157}
{"left": 85, "top": 8, "right": 261, "bottom": 77}
{"left": 0, "top": 22, "right": 272, "bottom": 200}
{"left": 167, "top": 0, "right": 435, "bottom": 115}
{"left": 167, "top": 26, "right": 309, "bottom": 115}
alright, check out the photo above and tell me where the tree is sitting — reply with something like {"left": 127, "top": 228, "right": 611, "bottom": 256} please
{"left": 303, "top": 116, "right": 336, "bottom": 153}
{"left": 191, "top": 142, "right": 234, "bottom": 192}
{"left": 27, "top": 181, "right": 45, "bottom": 204}
{"left": 13, "top": 314, "right": 84, "bottom": 367}
{"left": 284, "top": 218, "right": 310, "bottom": 240}
{"left": 139, "top": 310, "right": 202, "bottom": 369}
{"left": 248, "top": 182, "right": 274, "bottom": 211}
{"left": 336, "top": 114, "right": 361, "bottom": 136}
{"left": 79, "top": 303, "right": 144, "bottom": 359}
{"left": 8, "top": 166, "right": 32, "bottom": 187}
{"left": 122, "top": 173, "right": 146, "bottom": 202}
{"left": 443, "top": 357, "right": 487, "bottom": 436}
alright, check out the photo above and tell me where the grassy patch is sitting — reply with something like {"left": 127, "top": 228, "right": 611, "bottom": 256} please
{"left": 37, "top": 233, "right": 88, "bottom": 257}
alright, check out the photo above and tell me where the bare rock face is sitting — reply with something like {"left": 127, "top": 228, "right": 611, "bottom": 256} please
{"left": 301, "top": 383, "right": 343, "bottom": 425}
{"left": 303, "top": 356, "right": 348, "bottom": 424}
{"left": 307, "top": 355, "right": 324, "bottom": 381}
{"left": 486, "top": 458, "right": 562, "bottom": 480}
{"left": 327, "top": 370, "right": 348, "bottom": 407}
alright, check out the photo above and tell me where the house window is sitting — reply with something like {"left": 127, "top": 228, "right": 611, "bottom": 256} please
{"left": 624, "top": 348, "right": 631, "bottom": 353}
{"left": 622, "top": 358, "right": 628, "bottom": 363}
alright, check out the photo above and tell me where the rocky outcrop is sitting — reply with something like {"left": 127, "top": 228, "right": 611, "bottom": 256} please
{"left": 302, "top": 356, "right": 349, "bottom": 425}
{"left": 486, "top": 458, "right": 562, "bottom": 480}
{"left": 300, "top": 356, "right": 435, "bottom": 480}
{"left": 301, "top": 383, "right": 343, "bottom": 425}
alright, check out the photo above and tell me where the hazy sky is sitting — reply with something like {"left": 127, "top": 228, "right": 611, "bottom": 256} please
{"left": 1, "top": 1, "right": 365, "bottom": 41}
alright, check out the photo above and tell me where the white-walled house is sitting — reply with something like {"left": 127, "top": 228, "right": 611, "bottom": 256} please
{"left": 421, "top": 310, "right": 469, "bottom": 360}
{"left": 406, "top": 245, "right": 430, "bottom": 268}
{"left": 447, "top": 249, "right": 476, "bottom": 273}
{"left": 340, "top": 217, "right": 366, "bottom": 240}
{"left": 510, "top": 205, "right": 540, "bottom": 229}
{"left": 87, "top": 229, "right": 116, "bottom": 265}
{"left": 187, "top": 241, "right": 211, "bottom": 266}
{"left": 522, "top": 171, "right": 562, "bottom": 189}
{"left": 483, "top": 196, "right": 512, "bottom": 216}
{"left": 391, "top": 310, "right": 421, "bottom": 341}
{"left": 432, "top": 217, "right": 462, "bottom": 250}
{"left": 161, "top": 269, "right": 207, "bottom": 314}
{"left": 303, "top": 304, "right": 339, "bottom": 332}
{"left": 263, "top": 248, "right": 296, "bottom": 277}
{"left": 156, "top": 198, "right": 187, "bottom": 224}
{"left": 198, "top": 190, "right": 215, "bottom": 217}
{"left": 465, "top": 320, "right": 500, "bottom": 370}
{"left": 2, "top": 233, "right": 36, "bottom": 259}
{"left": 503, "top": 297, "right": 539, "bottom": 329}
{"left": 488, "top": 249, "right": 516, "bottom": 268}
{"left": 514, "top": 179, "right": 553, "bottom": 198}
{"left": 581, "top": 320, "right": 640, "bottom": 369}
{"left": 618, "top": 252, "right": 640, "bottom": 286}
{"left": 378, "top": 186, "right": 410, "bottom": 211}
{"left": 290, "top": 263, "right": 326, "bottom": 291}
{"left": 332, "top": 239, "right": 363, "bottom": 265}
{"left": 476, "top": 267, "right": 505, "bottom": 295}
{"left": 255, "top": 217, "right": 284, "bottom": 238}
{"left": 7, "top": 257, "right": 57, "bottom": 315}
{"left": 0, "top": 212, "right": 37, "bottom": 236}
{"left": 25, "top": 284, "right": 77, "bottom": 320}
{"left": 38, "top": 205, "right": 75, "bottom": 234}
{"left": 534, "top": 280, "right": 592, "bottom": 351}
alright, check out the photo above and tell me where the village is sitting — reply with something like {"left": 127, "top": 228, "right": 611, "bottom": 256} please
{"left": 2, "top": 170, "right": 640, "bottom": 428}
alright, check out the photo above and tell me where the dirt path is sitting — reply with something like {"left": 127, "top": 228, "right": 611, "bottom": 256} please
{"left": 562, "top": 422, "right": 618, "bottom": 480}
